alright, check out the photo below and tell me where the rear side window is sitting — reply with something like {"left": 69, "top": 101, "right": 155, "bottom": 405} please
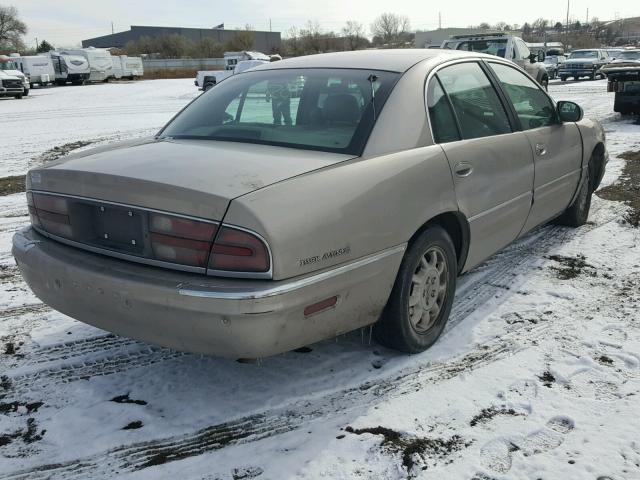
{"left": 488, "top": 63, "right": 557, "bottom": 130}
{"left": 436, "top": 62, "right": 512, "bottom": 140}
{"left": 427, "top": 77, "right": 461, "bottom": 143}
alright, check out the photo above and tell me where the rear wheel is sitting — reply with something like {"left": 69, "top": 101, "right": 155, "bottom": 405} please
{"left": 374, "top": 226, "right": 457, "bottom": 353}
{"left": 14, "top": 93, "right": 23, "bottom": 99}
{"left": 561, "top": 76, "right": 567, "bottom": 82}
{"left": 556, "top": 163, "right": 592, "bottom": 227}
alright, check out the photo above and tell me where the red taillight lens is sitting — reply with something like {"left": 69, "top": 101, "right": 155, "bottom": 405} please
{"left": 149, "top": 213, "right": 217, "bottom": 268}
{"left": 208, "top": 227, "right": 270, "bottom": 273}
{"left": 31, "top": 193, "right": 72, "bottom": 237}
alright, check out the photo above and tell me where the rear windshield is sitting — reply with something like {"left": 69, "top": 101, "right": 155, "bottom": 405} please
{"left": 160, "top": 68, "right": 399, "bottom": 155}
{"left": 456, "top": 39, "right": 508, "bottom": 57}
{"left": 569, "top": 50, "right": 598, "bottom": 59}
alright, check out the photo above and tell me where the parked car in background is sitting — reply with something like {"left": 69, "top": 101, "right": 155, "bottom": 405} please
{"left": 605, "top": 48, "right": 624, "bottom": 60}
{"left": 602, "top": 49, "right": 640, "bottom": 114}
{"left": 0, "top": 55, "right": 30, "bottom": 95}
{"left": 7, "top": 55, "right": 55, "bottom": 87}
{"left": 543, "top": 55, "right": 566, "bottom": 79}
{"left": 195, "top": 51, "right": 270, "bottom": 91}
{"left": 0, "top": 70, "right": 25, "bottom": 99}
{"left": 50, "top": 52, "right": 91, "bottom": 85}
{"left": 441, "top": 33, "right": 549, "bottom": 89}
{"left": 13, "top": 50, "right": 607, "bottom": 359}
{"left": 558, "top": 49, "right": 609, "bottom": 81}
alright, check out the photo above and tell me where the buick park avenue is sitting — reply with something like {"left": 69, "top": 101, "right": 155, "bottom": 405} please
{"left": 13, "top": 50, "right": 607, "bottom": 358}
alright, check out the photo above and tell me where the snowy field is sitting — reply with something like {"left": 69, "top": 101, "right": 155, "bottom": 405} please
{"left": 0, "top": 78, "right": 639, "bottom": 480}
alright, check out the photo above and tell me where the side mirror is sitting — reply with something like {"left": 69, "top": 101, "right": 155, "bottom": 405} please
{"left": 537, "top": 50, "right": 545, "bottom": 62}
{"left": 528, "top": 52, "right": 537, "bottom": 64}
{"left": 557, "top": 101, "right": 584, "bottom": 122}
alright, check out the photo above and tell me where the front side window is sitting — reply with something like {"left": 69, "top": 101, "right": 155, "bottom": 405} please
{"left": 160, "top": 68, "right": 398, "bottom": 155}
{"left": 426, "top": 77, "right": 461, "bottom": 144}
{"left": 489, "top": 63, "right": 557, "bottom": 130}
{"left": 436, "top": 62, "right": 512, "bottom": 140}
{"left": 514, "top": 40, "right": 531, "bottom": 60}
{"left": 619, "top": 51, "right": 640, "bottom": 60}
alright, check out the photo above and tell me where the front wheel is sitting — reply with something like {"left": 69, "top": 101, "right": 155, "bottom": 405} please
{"left": 561, "top": 76, "right": 567, "bottom": 82}
{"left": 23, "top": 89, "right": 29, "bottom": 96}
{"left": 540, "top": 76, "right": 549, "bottom": 91}
{"left": 374, "top": 226, "right": 457, "bottom": 353}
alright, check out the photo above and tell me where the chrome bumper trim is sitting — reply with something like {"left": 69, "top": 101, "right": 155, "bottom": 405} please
{"left": 178, "top": 244, "right": 407, "bottom": 300}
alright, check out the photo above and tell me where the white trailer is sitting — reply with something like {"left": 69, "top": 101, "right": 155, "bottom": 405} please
{"left": 59, "top": 48, "right": 114, "bottom": 82}
{"left": 109, "top": 55, "right": 144, "bottom": 80}
{"left": 50, "top": 52, "right": 90, "bottom": 85}
{"left": 10, "top": 55, "right": 55, "bottom": 86}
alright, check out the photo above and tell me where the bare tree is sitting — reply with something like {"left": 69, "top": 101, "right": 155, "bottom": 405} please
{"left": 479, "top": 22, "right": 491, "bottom": 30}
{"left": 300, "top": 20, "right": 323, "bottom": 53}
{"left": 370, "top": 13, "right": 410, "bottom": 46}
{"left": 0, "top": 6, "right": 27, "bottom": 49}
{"left": 226, "top": 30, "right": 255, "bottom": 51}
{"left": 494, "top": 21, "right": 508, "bottom": 31}
{"left": 342, "top": 20, "right": 366, "bottom": 50}
{"left": 531, "top": 18, "right": 549, "bottom": 36}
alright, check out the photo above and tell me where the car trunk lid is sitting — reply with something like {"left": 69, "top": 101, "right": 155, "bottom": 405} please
{"left": 29, "top": 137, "right": 354, "bottom": 221}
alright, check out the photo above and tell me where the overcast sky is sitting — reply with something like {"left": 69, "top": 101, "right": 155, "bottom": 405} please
{"left": 11, "top": 0, "right": 640, "bottom": 48}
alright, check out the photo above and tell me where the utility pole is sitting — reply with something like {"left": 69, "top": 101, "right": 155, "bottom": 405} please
{"left": 111, "top": 21, "right": 114, "bottom": 34}
{"left": 565, "top": 0, "right": 570, "bottom": 44}
{"left": 35, "top": 37, "right": 38, "bottom": 51}
{"left": 439, "top": 12, "right": 442, "bottom": 30}
{"left": 586, "top": 8, "right": 589, "bottom": 25}
{"left": 269, "top": 18, "right": 272, "bottom": 32}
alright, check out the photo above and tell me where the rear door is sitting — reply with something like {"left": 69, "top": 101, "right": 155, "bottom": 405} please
{"left": 427, "top": 61, "right": 534, "bottom": 270}
{"left": 486, "top": 61, "right": 582, "bottom": 233}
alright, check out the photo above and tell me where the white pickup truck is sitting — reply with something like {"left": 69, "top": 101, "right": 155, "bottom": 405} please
{"left": 195, "top": 51, "right": 271, "bottom": 91}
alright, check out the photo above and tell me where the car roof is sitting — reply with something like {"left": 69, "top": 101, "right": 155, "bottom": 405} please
{"left": 251, "top": 49, "right": 490, "bottom": 74}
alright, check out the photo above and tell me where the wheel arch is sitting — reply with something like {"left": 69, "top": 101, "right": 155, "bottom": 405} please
{"left": 590, "top": 142, "right": 607, "bottom": 191}
{"left": 409, "top": 211, "right": 470, "bottom": 274}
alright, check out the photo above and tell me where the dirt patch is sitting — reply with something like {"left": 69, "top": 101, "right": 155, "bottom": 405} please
{"left": 538, "top": 371, "right": 556, "bottom": 388}
{"left": 547, "top": 254, "right": 596, "bottom": 280}
{"left": 111, "top": 394, "right": 148, "bottom": 406}
{"left": 0, "top": 418, "right": 45, "bottom": 447}
{"left": 123, "top": 421, "right": 143, "bottom": 430}
{"left": 469, "top": 406, "right": 520, "bottom": 427}
{"left": 345, "top": 425, "right": 469, "bottom": 474}
{"left": 0, "top": 401, "right": 43, "bottom": 415}
{"left": 37, "top": 140, "right": 96, "bottom": 163}
{"left": 0, "top": 175, "right": 26, "bottom": 196}
{"left": 597, "top": 150, "right": 640, "bottom": 227}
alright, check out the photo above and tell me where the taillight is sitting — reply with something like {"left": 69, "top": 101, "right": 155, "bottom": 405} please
{"left": 149, "top": 213, "right": 217, "bottom": 268}
{"left": 208, "top": 226, "right": 270, "bottom": 273}
{"left": 31, "top": 192, "right": 72, "bottom": 238}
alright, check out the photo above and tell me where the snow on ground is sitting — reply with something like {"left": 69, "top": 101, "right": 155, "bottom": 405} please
{"left": 0, "top": 79, "right": 199, "bottom": 177}
{"left": 0, "top": 79, "right": 639, "bottom": 480}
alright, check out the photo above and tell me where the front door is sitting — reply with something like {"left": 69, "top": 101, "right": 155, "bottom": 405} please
{"left": 427, "top": 62, "right": 534, "bottom": 271}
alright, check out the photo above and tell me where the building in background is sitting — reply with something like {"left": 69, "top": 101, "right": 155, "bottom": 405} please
{"left": 82, "top": 25, "right": 281, "bottom": 53}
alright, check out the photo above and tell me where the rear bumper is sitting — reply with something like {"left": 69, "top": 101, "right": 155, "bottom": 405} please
{"left": 558, "top": 68, "right": 597, "bottom": 77}
{"left": 13, "top": 227, "right": 404, "bottom": 358}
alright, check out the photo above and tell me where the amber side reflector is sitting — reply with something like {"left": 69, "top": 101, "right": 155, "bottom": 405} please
{"left": 304, "top": 296, "right": 338, "bottom": 317}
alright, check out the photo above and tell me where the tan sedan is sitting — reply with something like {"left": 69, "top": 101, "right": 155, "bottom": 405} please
{"left": 13, "top": 49, "right": 607, "bottom": 358}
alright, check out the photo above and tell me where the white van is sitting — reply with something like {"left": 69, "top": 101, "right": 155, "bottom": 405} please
{"left": 0, "top": 55, "right": 30, "bottom": 95}
{"left": 50, "top": 52, "right": 91, "bottom": 85}
{"left": 59, "top": 48, "right": 114, "bottom": 82}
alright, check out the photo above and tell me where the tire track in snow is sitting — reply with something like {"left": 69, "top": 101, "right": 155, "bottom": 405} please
{"left": 0, "top": 324, "right": 549, "bottom": 480}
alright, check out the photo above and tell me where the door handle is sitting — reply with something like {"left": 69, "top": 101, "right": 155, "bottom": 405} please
{"left": 454, "top": 162, "right": 473, "bottom": 177}
{"left": 535, "top": 143, "right": 547, "bottom": 156}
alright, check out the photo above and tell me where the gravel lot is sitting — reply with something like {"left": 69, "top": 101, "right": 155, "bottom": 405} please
{"left": 0, "top": 78, "right": 639, "bottom": 480}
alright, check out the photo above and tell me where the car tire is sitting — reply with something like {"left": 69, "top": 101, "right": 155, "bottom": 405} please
{"left": 374, "top": 226, "right": 457, "bottom": 353}
{"left": 556, "top": 163, "right": 592, "bottom": 228}
{"left": 23, "top": 89, "right": 29, "bottom": 96}
{"left": 14, "top": 93, "right": 23, "bottom": 99}
{"left": 561, "top": 76, "right": 567, "bottom": 82}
